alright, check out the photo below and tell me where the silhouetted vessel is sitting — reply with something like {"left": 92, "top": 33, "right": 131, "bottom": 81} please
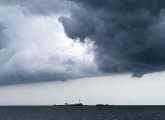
{"left": 64, "top": 99, "right": 83, "bottom": 106}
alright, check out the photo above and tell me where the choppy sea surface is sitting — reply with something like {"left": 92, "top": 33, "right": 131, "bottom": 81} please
{"left": 0, "top": 106, "right": 165, "bottom": 120}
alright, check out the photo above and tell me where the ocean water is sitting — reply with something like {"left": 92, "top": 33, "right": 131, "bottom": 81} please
{"left": 0, "top": 106, "right": 165, "bottom": 120}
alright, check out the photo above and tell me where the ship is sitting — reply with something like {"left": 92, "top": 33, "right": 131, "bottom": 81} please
{"left": 64, "top": 99, "right": 83, "bottom": 106}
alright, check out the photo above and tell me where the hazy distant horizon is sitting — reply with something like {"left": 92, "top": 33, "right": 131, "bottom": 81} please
{"left": 0, "top": 72, "right": 164, "bottom": 105}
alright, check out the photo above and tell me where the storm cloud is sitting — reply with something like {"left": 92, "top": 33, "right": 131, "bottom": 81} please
{"left": 1, "top": 0, "right": 165, "bottom": 85}
{"left": 0, "top": 3, "right": 98, "bottom": 85}
{"left": 60, "top": 0, "right": 165, "bottom": 77}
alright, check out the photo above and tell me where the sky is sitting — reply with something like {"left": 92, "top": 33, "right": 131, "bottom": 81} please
{"left": 0, "top": 0, "right": 165, "bottom": 104}
{"left": 1, "top": 73, "right": 165, "bottom": 105}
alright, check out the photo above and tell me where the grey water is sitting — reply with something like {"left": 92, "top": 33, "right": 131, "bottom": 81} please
{"left": 0, "top": 106, "right": 165, "bottom": 120}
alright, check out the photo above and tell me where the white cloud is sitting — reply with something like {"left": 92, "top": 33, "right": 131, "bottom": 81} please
{"left": 0, "top": 5, "right": 98, "bottom": 84}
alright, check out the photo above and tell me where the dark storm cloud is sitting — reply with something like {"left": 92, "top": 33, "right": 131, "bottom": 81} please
{"left": 60, "top": 0, "right": 165, "bottom": 77}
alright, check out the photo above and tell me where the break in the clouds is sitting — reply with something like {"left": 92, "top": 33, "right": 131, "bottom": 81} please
{"left": 0, "top": 4, "right": 98, "bottom": 85}
{"left": 60, "top": 0, "right": 165, "bottom": 77}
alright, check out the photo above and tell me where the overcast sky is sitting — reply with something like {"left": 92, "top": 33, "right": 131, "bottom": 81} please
{"left": 1, "top": 72, "right": 165, "bottom": 105}
{"left": 0, "top": 0, "right": 165, "bottom": 104}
